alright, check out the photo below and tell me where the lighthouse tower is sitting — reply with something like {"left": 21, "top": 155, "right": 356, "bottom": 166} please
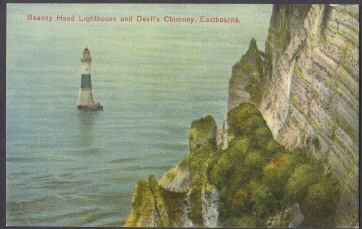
{"left": 77, "top": 48, "right": 103, "bottom": 111}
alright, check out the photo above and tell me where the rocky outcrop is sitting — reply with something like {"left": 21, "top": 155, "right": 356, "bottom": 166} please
{"left": 125, "top": 115, "right": 218, "bottom": 227}
{"left": 228, "top": 38, "right": 266, "bottom": 111}
{"left": 158, "top": 164, "right": 192, "bottom": 193}
{"left": 228, "top": 4, "right": 359, "bottom": 227}
{"left": 124, "top": 174, "right": 192, "bottom": 227}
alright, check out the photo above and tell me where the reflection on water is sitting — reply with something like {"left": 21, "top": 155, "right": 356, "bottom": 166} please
{"left": 76, "top": 111, "right": 96, "bottom": 149}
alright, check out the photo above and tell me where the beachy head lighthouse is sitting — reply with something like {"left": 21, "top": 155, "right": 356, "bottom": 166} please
{"left": 77, "top": 48, "right": 103, "bottom": 111}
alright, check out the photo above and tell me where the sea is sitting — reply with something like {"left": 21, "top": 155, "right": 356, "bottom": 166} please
{"left": 6, "top": 4, "right": 272, "bottom": 227}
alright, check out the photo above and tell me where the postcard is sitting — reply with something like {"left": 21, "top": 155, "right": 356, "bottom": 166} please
{"left": 6, "top": 3, "right": 359, "bottom": 228}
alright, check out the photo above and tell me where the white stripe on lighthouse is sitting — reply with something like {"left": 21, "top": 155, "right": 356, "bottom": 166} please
{"left": 81, "top": 62, "right": 91, "bottom": 75}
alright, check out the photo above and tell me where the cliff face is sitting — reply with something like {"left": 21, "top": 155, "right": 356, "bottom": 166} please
{"left": 230, "top": 4, "right": 359, "bottom": 227}
{"left": 124, "top": 4, "right": 359, "bottom": 228}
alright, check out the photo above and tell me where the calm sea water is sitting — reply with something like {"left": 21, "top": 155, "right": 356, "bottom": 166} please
{"left": 6, "top": 4, "right": 272, "bottom": 226}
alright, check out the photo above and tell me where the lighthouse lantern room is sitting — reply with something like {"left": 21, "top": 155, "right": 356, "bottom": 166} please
{"left": 77, "top": 48, "right": 103, "bottom": 111}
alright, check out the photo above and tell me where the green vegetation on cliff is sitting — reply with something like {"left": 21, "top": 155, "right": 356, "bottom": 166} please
{"left": 207, "top": 103, "right": 339, "bottom": 227}
{"left": 125, "top": 103, "right": 340, "bottom": 228}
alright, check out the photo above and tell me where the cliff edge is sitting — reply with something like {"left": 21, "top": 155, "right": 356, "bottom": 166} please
{"left": 124, "top": 4, "right": 359, "bottom": 228}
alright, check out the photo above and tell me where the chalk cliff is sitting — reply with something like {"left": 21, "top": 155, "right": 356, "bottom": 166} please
{"left": 229, "top": 4, "right": 359, "bottom": 227}
{"left": 124, "top": 4, "right": 359, "bottom": 227}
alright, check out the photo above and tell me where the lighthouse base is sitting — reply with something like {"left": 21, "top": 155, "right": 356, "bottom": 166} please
{"left": 77, "top": 102, "right": 103, "bottom": 111}
{"left": 77, "top": 89, "right": 103, "bottom": 111}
